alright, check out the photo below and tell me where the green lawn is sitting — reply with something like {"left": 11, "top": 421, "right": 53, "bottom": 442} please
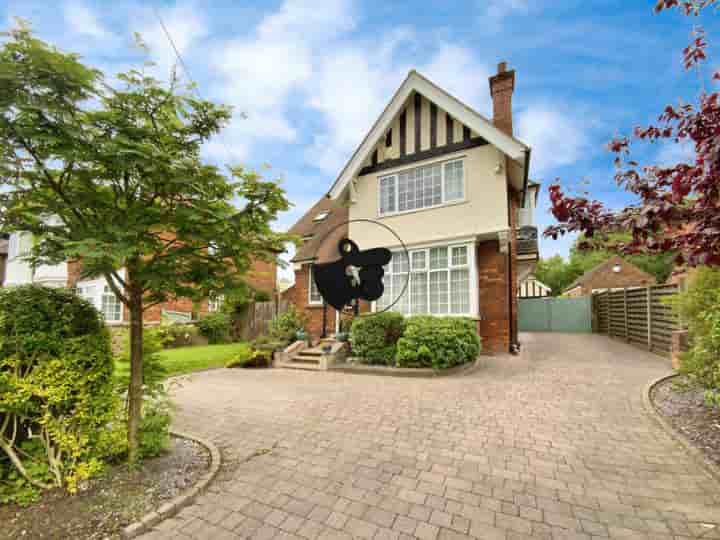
{"left": 115, "top": 342, "right": 251, "bottom": 379}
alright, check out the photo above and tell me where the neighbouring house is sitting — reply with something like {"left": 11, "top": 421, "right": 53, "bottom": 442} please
{"left": 4, "top": 231, "right": 277, "bottom": 325}
{"left": 287, "top": 63, "right": 538, "bottom": 353}
{"left": 564, "top": 255, "right": 656, "bottom": 297}
{"left": 518, "top": 274, "right": 551, "bottom": 298}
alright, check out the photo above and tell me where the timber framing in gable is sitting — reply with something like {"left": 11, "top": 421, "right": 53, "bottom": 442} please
{"left": 358, "top": 136, "right": 488, "bottom": 176}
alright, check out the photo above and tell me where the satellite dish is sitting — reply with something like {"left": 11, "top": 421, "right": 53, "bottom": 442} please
{"left": 310, "top": 219, "right": 409, "bottom": 316}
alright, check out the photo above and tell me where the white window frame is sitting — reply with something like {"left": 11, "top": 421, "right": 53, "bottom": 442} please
{"left": 375, "top": 239, "right": 478, "bottom": 318}
{"left": 208, "top": 294, "right": 225, "bottom": 312}
{"left": 76, "top": 277, "right": 124, "bottom": 323}
{"left": 377, "top": 158, "right": 465, "bottom": 217}
{"left": 308, "top": 265, "right": 322, "bottom": 305}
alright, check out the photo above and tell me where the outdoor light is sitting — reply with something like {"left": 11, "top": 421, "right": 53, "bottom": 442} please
{"left": 613, "top": 264, "right": 622, "bottom": 273}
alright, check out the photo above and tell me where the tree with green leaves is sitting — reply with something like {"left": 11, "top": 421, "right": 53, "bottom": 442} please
{"left": 0, "top": 26, "right": 291, "bottom": 464}
{"left": 536, "top": 234, "right": 675, "bottom": 295}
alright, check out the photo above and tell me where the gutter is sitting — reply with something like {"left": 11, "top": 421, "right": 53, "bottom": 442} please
{"left": 520, "top": 147, "right": 532, "bottom": 208}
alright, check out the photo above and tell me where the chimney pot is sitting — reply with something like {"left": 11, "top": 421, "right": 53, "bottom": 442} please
{"left": 489, "top": 60, "right": 515, "bottom": 136}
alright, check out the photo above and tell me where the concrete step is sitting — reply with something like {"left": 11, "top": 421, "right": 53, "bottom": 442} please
{"left": 299, "top": 349, "right": 323, "bottom": 357}
{"left": 275, "top": 361, "right": 323, "bottom": 371}
{"left": 291, "top": 354, "right": 321, "bottom": 364}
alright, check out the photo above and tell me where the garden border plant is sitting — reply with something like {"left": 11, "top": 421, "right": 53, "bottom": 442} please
{"left": 0, "top": 286, "right": 123, "bottom": 503}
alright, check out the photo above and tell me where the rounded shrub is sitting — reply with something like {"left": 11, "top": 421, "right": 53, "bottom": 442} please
{"left": 197, "top": 311, "right": 231, "bottom": 344}
{"left": 349, "top": 312, "right": 405, "bottom": 365}
{"left": 0, "top": 285, "right": 120, "bottom": 501}
{"left": 395, "top": 316, "right": 481, "bottom": 369}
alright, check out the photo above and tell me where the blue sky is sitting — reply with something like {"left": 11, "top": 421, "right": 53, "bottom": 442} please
{"left": 3, "top": 0, "right": 717, "bottom": 272}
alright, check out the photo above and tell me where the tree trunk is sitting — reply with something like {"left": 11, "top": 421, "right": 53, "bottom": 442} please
{"left": 127, "top": 286, "right": 144, "bottom": 466}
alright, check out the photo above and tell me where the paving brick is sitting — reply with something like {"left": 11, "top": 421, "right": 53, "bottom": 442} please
{"left": 134, "top": 334, "right": 720, "bottom": 540}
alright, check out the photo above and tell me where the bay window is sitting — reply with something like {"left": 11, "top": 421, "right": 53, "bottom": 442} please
{"left": 378, "top": 159, "right": 464, "bottom": 216}
{"left": 376, "top": 243, "right": 474, "bottom": 316}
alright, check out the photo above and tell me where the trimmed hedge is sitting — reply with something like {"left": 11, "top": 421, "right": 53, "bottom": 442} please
{"left": 349, "top": 312, "right": 405, "bottom": 365}
{"left": 395, "top": 316, "right": 480, "bottom": 369}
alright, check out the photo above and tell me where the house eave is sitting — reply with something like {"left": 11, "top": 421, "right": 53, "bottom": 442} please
{"left": 327, "top": 70, "right": 530, "bottom": 201}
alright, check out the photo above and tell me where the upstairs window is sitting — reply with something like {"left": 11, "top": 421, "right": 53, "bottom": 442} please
{"left": 378, "top": 160, "right": 464, "bottom": 216}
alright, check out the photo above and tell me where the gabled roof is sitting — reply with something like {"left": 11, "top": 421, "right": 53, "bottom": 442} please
{"left": 327, "top": 70, "right": 531, "bottom": 200}
{"left": 288, "top": 197, "right": 348, "bottom": 263}
{"left": 564, "top": 255, "right": 655, "bottom": 292}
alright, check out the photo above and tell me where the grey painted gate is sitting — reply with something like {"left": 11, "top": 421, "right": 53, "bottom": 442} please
{"left": 518, "top": 296, "right": 592, "bottom": 332}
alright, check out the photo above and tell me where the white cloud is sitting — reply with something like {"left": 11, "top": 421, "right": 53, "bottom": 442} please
{"left": 420, "top": 43, "right": 492, "bottom": 115}
{"left": 137, "top": 2, "right": 208, "bottom": 80}
{"left": 208, "top": 0, "right": 358, "bottom": 166}
{"left": 480, "top": 0, "right": 529, "bottom": 27}
{"left": 516, "top": 105, "right": 590, "bottom": 175}
{"left": 305, "top": 39, "right": 491, "bottom": 175}
{"left": 63, "top": 0, "right": 112, "bottom": 39}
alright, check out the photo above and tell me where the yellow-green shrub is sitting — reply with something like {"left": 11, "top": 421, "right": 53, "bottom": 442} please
{"left": 0, "top": 285, "right": 122, "bottom": 503}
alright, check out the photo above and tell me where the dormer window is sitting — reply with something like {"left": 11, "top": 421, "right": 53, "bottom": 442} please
{"left": 302, "top": 234, "right": 314, "bottom": 242}
{"left": 313, "top": 211, "right": 329, "bottom": 222}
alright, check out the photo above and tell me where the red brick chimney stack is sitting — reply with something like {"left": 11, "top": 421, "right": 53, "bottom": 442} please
{"left": 489, "top": 61, "right": 515, "bottom": 136}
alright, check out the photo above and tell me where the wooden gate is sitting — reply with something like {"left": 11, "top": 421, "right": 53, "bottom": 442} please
{"left": 518, "top": 296, "right": 592, "bottom": 333}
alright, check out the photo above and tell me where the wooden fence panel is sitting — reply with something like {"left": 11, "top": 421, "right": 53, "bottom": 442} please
{"left": 234, "top": 299, "right": 289, "bottom": 341}
{"left": 592, "top": 284, "right": 679, "bottom": 355}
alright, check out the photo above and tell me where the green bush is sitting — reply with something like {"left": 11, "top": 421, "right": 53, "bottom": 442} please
{"left": 0, "top": 285, "right": 122, "bottom": 502}
{"left": 674, "top": 267, "right": 720, "bottom": 404}
{"left": 156, "top": 323, "right": 200, "bottom": 348}
{"left": 197, "top": 312, "right": 232, "bottom": 344}
{"left": 268, "top": 305, "right": 306, "bottom": 345}
{"left": 349, "top": 312, "right": 406, "bottom": 365}
{"left": 395, "top": 316, "right": 480, "bottom": 369}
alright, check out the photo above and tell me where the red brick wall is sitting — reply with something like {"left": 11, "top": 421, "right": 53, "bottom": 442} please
{"left": 244, "top": 258, "right": 277, "bottom": 296}
{"left": 476, "top": 240, "right": 512, "bottom": 353}
{"left": 292, "top": 264, "right": 371, "bottom": 342}
{"left": 66, "top": 256, "right": 274, "bottom": 324}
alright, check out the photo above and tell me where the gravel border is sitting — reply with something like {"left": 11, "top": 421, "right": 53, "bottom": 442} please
{"left": 643, "top": 373, "right": 720, "bottom": 488}
{"left": 121, "top": 430, "right": 222, "bottom": 539}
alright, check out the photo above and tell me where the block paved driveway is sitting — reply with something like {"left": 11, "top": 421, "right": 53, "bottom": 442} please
{"left": 142, "top": 333, "right": 720, "bottom": 540}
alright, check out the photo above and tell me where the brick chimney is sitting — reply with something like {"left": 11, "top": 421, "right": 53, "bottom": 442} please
{"left": 489, "top": 61, "right": 515, "bottom": 136}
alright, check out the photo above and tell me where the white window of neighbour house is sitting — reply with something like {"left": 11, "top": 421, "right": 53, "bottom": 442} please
{"left": 376, "top": 243, "right": 473, "bottom": 316}
{"left": 378, "top": 159, "right": 464, "bottom": 216}
{"left": 208, "top": 295, "right": 224, "bottom": 312}
{"left": 76, "top": 282, "right": 123, "bottom": 323}
{"left": 101, "top": 286, "right": 122, "bottom": 322}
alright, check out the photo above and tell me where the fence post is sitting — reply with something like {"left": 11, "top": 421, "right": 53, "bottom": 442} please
{"left": 646, "top": 286, "right": 652, "bottom": 351}
{"left": 623, "top": 288, "right": 629, "bottom": 342}
{"left": 605, "top": 291, "right": 610, "bottom": 335}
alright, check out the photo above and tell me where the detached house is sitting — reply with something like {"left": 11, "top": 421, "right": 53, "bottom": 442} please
{"left": 4, "top": 232, "right": 277, "bottom": 324}
{"left": 288, "top": 63, "right": 539, "bottom": 353}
